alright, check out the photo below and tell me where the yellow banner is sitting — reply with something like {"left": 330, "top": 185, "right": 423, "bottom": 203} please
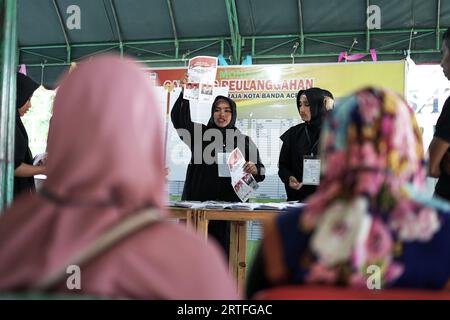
{"left": 216, "top": 61, "right": 405, "bottom": 118}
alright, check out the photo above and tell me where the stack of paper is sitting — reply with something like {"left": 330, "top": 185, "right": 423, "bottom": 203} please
{"left": 254, "top": 202, "right": 288, "bottom": 210}
{"left": 285, "top": 202, "right": 306, "bottom": 210}
{"left": 227, "top": 203, "right": 258, "bottom": 211}
{"left": 202, "top": 201, "right": 231, "bottom": 209}
{"left": 168, "top": 201, "right": 203, "bottom": 208}
{"left": 166, "top": 201, "right": 307, "bottom": 211}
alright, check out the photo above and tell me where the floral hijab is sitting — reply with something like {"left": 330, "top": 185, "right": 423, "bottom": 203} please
{"left": 301, "top": 88, "right": 441, "bottom": 286}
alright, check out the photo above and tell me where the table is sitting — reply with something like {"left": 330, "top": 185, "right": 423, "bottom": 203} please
{"left": 197, "top": 209, "right": 279, "bottom": 292}
{"left": 168, "top": 207, "right": 196, "bottom": 229}
{"left": 170, "top": 208, "right": 279, "bottom": 292}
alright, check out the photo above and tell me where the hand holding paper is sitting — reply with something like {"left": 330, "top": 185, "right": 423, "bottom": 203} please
{"left": 33, "top": 152, "right": 48, "bottom": 166}
{"left": 227, "top": 148, "right": 259, "bottom": 202}
{"left": 180, "top": 74, "right": 188, "bottom": 91}
{"left": 243, "top": 161, "right": 257, "bottom": 175}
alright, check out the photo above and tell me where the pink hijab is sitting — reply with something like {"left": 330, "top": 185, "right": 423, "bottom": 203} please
{"left": 0, "top": 55, "right": 238, "bottom": 299}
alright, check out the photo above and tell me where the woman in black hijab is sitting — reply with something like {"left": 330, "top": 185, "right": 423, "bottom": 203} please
{"left": 171, "top": 76, "right": 265, "bottom": 255}
{"left": 14, "top": 73, "right": 46, "bottom": 198}
{"left": 278, "top": 87, "right": 329, "bottom": 202}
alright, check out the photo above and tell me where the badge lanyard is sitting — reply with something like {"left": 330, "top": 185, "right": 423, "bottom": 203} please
{"left": 303, "top": 126, "right": 321, "bottom": 185}
{"left": 304, "top": 126, "right": 319, "bottom": 156}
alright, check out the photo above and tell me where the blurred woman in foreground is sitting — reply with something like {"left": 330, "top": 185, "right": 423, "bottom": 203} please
{"left": 0, "top": 54, "right": 239, "bottom": 299}
{"left": 248, "top": 88, "right": 450, "bottom": 297}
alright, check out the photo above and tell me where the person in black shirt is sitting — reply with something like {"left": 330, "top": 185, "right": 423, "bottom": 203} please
{"left": 428, "top": 28, "right": 450, "bottom": 201}
{"left": 14, "top": 73, "right": 46, "bottom": 198}
{"left": 278, "top": 87, "right": 330, "bottom": 202}
{"left": 171, "top": 75, "right": 265, "bottom": 254}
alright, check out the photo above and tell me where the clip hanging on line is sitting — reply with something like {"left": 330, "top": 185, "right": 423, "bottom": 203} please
{"left": 349, "top": 38, "right": 358, "bottom": 54}
{"left": 408, "top": 28, "right": 415, "bottom": 55}
{"left": 40, "top": 61, "right": 46, "bottom": 86}
{"left": 182, "top": 52, "right": 190, "bottom": 67}
{"left": 291, "top": 42, "right": 299, "bottom": 64}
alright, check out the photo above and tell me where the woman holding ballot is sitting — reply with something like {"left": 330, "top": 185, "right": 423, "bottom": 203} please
{"left": 278, "top": 87, "right": 329, "bottom": 202}
{"left": 171, "top": 75, "right": 265, "bottom": 254}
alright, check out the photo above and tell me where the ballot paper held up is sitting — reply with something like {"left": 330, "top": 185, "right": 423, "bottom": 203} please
{"left": 183, "top": 56, "right": 218, "bottom": 104}
{"left": 227, "top": 148, "right": 259, "bottom": 202}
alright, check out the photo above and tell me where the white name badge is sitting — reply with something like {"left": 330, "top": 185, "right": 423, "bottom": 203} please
{"left": 218, "top": 152, "right": 231, "bottom": 177}
{"left": 303, "top": 156, "right": 321, "bottom": 185}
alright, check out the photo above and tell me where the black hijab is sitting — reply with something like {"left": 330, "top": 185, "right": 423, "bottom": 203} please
{"left": 16, "top": 72, "right": 39, "bottom": 109}
{"left": 15, "top": 73, "right": 39, "bottom": 141}
{"left": 296, "top": 87, "right": 327, "bottom": 128}
{"left": 207, "top": 95, "right": 238, "bottom": 130}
